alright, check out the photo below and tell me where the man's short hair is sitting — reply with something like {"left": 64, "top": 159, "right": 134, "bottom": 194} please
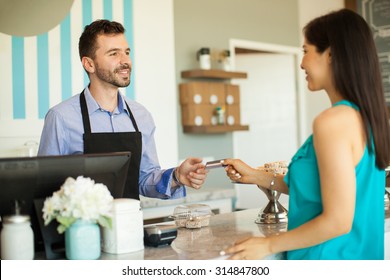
{"left": 78, "top": 19, "right": 125, "bottom": 60}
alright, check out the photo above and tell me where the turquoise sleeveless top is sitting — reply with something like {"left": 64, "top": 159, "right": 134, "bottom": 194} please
{"left": 284, "top": 100, "right": 385, "bottom": 259}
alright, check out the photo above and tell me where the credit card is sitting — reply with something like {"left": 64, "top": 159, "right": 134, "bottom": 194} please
{"left": 205, "top": 159, "right": 227, "bottom": 170}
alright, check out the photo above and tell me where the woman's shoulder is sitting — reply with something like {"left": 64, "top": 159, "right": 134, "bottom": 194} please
{"left": 314, "top": 104, "right": 360, "bottom": 130}
{"left": 313, "top": 104, "right": 363, "bottom": 144}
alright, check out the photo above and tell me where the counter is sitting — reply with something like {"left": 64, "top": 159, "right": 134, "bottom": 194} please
{"left": 34, "top": 208, "right": 389, "bottom": 260}
{"left": 100, "top": 207, "right": 390, "bottom": 260}
{"left": 100, "top": 208, "right": 287, "bottom": 260}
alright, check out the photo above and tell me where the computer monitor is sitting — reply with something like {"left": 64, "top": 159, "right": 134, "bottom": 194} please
{"left": 0, "top": 151, "right": 131, "bottom": 259}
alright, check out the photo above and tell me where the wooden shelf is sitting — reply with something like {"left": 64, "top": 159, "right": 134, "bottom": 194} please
{"left": 180, "top": 69, "right": 248, "bottom": 134}
{"left": 183, "top": 125, "right": 249, "bottom": 134}
{"left": 181, "top": 69, "right": 247, "bottom": 79}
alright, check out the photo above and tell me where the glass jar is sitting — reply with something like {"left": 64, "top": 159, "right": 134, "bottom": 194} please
{"left": 197, "top": 47, "right": 211, "bottom": 70}
{"left": 65, "top": 220, "right": 101, "bottom": 260}
{"left": 1, "top": 215, "right": 34, "bottom": 259}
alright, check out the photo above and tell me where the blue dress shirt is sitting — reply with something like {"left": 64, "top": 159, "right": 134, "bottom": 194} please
{"left": 38, "top": 87, "right": 186, "bottom": 199}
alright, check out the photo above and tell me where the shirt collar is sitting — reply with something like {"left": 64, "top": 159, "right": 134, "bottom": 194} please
{"left": 83, "top": 86, "right": 129, "bottom": 116}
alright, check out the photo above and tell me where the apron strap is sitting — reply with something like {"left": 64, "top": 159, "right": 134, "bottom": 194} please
{"left": 80, "top": 91, "right": 92, "bottom": 134}
{"left": 125, "top": 102, "right": 140, "bottom": 132}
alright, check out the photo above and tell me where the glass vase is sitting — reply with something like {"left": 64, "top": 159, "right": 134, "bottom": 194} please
{"left": 65, "top": 220, "right": 101, "bottom": 260}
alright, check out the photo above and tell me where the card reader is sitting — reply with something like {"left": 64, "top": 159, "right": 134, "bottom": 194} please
{"left": 144, "top": 224, "right": 178, "bottom": 247}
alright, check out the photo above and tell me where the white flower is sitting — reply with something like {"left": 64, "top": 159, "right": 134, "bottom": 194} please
{"left": 42, "top": 176, "right": 114, "bottom": 233}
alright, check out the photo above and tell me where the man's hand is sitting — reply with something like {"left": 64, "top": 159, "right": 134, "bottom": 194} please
{"left": 176, "top": 157, "right": 208, "bottom": 189}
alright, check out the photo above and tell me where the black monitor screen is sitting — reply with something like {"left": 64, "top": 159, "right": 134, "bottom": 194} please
{"left": 0, "top": 151, "right": 131, "bottom": 259}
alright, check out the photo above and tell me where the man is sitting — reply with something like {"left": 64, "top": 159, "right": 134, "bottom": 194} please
{"left": 38, "top": 19, "right": 207, "bottom": 199}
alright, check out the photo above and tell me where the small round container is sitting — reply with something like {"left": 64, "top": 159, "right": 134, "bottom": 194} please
{"left": 102, "top": 198, "right": 144, "bottom": 254}
{"left": 171, "top": 204, "right": 213, "bottom": 229}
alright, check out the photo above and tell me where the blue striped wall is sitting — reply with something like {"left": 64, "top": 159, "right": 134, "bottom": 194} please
{"left": 11, "top": 37, "right": 26, "bottom": 119}
{"left": 0, "top": 0, "right": 134, "bottom": 121}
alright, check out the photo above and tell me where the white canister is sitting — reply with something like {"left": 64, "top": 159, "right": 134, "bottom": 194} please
{"left": 102, "top": 198, "right": 144, "bottom": 254}
{"left": 221, "top": 50, "right": 231, "bottom": 71}
{"left": 1, "top": 215, "right": 34, "bottom": 260}
{"left": 197, "top": 47, "right": 211, "bottom": 70}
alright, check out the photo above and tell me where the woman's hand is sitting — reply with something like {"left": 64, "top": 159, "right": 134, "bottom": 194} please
{"left": 221, "top": 236, "right": 272, "bottom": 260}
{"left": 222, "top": 158, "right": 258, "bottom": 185}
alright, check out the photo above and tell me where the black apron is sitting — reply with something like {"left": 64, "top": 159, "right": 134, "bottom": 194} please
{"left": 80, "top": 91, "right": 142, "bottom": 199}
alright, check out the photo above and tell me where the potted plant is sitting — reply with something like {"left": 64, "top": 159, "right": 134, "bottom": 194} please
{"left": 42, "top": 176, "right": 113, "bottom": 260}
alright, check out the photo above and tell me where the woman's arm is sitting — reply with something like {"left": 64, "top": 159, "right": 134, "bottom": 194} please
{"left": 222, "top": 159, "right": 289, "bottom": 194}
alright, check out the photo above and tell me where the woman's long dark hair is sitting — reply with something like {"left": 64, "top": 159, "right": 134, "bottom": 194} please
{"left": 304, "top": 9, "right": 390, "bottom": 169}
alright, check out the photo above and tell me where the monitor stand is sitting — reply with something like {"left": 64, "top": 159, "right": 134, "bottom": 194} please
{"left": 33, "top": 199, "right": 65, "bottom": 260}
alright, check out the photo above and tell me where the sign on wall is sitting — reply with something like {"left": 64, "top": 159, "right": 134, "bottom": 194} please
{"left": 357, "top": 0, "right": 390, "bottom": 104}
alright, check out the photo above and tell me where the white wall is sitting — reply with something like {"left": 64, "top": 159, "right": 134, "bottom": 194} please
{"left": 297, "top": 0, "right": 344, "bottom": 137}
{"left": 133, "top": 0, "right": 178, "bottom": 167}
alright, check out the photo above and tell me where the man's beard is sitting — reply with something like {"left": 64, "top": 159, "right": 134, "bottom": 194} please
{"left": 95, "top": 63, "right": 131, "bottom": 88}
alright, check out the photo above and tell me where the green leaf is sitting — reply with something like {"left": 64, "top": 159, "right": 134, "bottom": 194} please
{"left": 57, "top": 224, "right": 67, "bottom": 234}
{"left": 56, "top": 216, "right": 77, "bottom": 233}
{"left": 98, "top": 216, "right": 112, "bottom": 229}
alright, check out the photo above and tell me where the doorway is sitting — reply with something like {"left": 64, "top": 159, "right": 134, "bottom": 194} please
{"left": 229, "top": 39, "right": 306, "bottom": 210}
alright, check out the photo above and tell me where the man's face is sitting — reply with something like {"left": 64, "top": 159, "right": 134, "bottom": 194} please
{"left": 92, "top": 33, "right": 132, "bottom": 88}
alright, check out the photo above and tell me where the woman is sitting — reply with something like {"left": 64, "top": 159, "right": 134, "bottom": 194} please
{"left": 222, "top": 9, "right": 390, "bottom": 260}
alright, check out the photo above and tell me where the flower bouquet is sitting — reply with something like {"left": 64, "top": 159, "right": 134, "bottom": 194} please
{"left": 42, "top": 176, "right": 114, "bottom": 233}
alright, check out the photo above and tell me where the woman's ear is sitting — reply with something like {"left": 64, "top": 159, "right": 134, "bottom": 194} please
{"left": 81, "top": 57, "right": 95, "bottom": 74}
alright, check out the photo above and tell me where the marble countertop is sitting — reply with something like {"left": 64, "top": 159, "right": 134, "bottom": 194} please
{"left": 100, "top": 208, "right": 390, "bottom": 260}
{"left": 100, "top": 208, "right": 287, "bottom": 260}
{"left": 34, "top": 208, "right": 389, "bottom": 260}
